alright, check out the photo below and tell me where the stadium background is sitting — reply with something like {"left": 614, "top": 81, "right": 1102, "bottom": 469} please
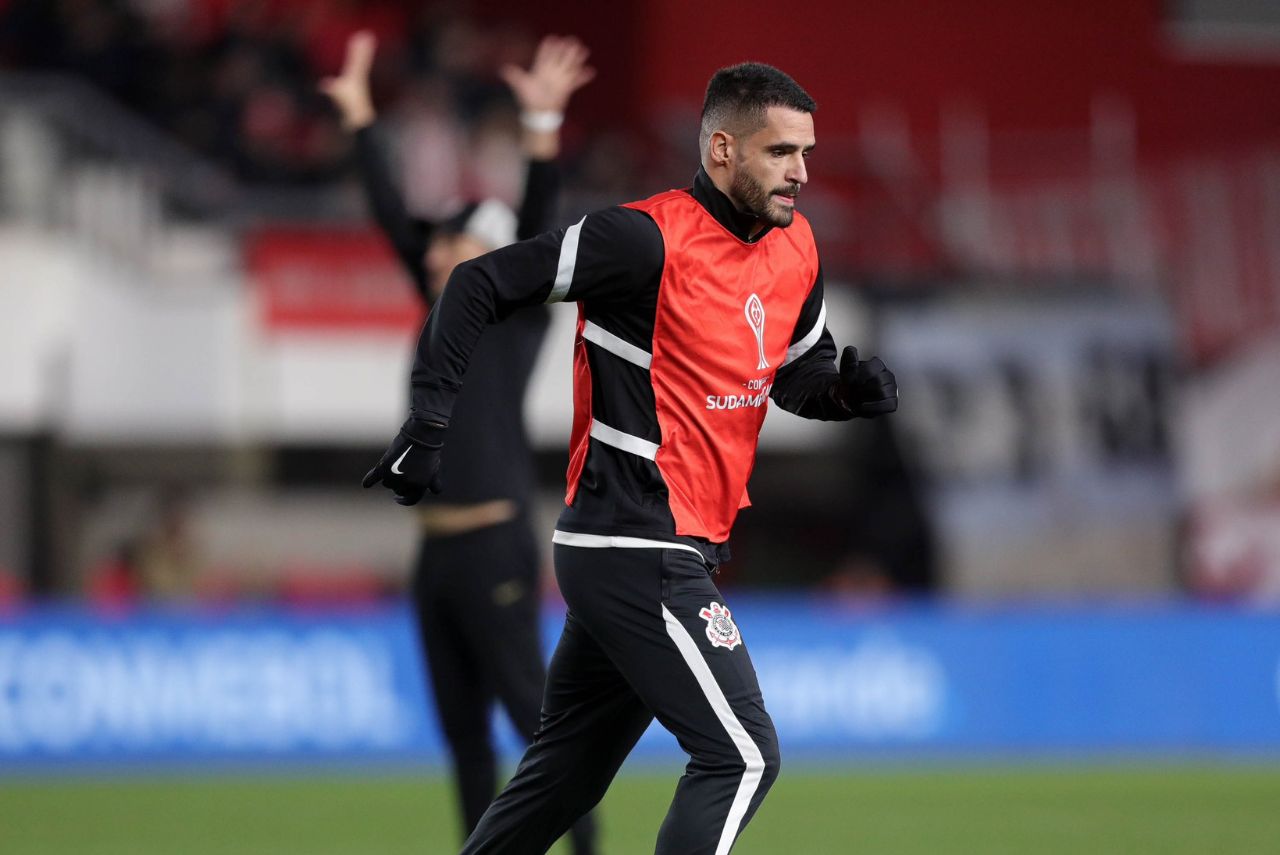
{"left": 2, "top": 1, "right": 1279, "bottom": 852}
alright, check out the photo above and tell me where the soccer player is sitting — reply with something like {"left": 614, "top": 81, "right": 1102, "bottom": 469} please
{"left": 321, "top": 31, "right": 599, "bottom": 853}
{"left": 364, "top": 63, "right": 898, "bottom": 854}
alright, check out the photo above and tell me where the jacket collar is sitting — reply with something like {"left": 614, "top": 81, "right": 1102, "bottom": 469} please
{"left": 689, "top": 167, "right": 774, "bottom": 244}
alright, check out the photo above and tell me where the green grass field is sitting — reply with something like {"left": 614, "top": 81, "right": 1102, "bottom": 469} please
{"left": 4, "top": 766, "right": 1279, "bottom": 854}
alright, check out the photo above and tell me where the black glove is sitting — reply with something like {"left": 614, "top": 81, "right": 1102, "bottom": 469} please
{"left": 834, "top": 346, "right": 898, "bottom": 417}
{"left": 362, "top": 418, "right": 445, "bottom": 506}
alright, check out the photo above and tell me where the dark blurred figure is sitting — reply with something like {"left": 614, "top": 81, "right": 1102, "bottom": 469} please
{"left": 321, "top": 30, "right": 599, "bottom": 852}
{"left": 828, "top": 416, "right": 937, "bottom": 598}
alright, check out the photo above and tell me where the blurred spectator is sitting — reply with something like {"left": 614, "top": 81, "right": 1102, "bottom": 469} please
{"left": 85, "top": 539, "right": 141, "bottom": 611}
{"left": 80, "top": 488, "right": 204, "bottom": 605}
{"left": 134, "top": 490, "right": 202, "bottom": 601}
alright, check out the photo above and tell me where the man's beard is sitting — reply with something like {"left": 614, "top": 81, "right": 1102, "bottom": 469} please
{"left": 729, "top": 168, "right": 800, "bottom": 228}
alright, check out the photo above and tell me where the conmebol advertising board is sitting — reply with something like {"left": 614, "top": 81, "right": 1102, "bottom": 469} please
{"left": 1, "top": 601, "right": 1278, "bottom": 769}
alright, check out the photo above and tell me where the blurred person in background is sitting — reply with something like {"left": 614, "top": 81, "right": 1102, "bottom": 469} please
{"left": 320, "top": 30, "right": 598, "bottom": 853}
{"left": 86, "top": 540, "right": 142, "bottom": 611}
{"left": 829, "top": 416, "right": 936, "bottom": 597}
{"left": 363, "top": 62, "right": 898, "bottom": 854}
{"left": 134, "top": 490, "right": 201, "bottom": 601}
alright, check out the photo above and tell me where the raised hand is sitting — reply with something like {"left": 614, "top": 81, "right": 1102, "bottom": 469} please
{"left": 318, "top": 30, "right": 377, "bottom": 131}
{"left": 500, "top": 34, "right": 595, "bottom": 116}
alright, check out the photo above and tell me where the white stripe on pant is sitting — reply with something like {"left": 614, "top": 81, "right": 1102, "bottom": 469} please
{"left": 661, "top": 603, "right": 766, "bottom": 855}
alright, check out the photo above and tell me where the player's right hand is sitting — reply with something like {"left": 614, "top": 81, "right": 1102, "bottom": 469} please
{"left": 362, "top": 418, "right": 445, "bottom": 506}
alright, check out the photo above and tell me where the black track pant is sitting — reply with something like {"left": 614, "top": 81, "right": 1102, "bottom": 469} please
{"left": 459, "top": 543, "right": 781, "bottom": 855}
{"left": 412, "top": 517, "right": 597, "bottom": 854}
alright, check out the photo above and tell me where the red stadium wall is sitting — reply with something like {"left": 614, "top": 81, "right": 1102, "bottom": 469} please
{"left": 490, "top": 0, "right": 1280, "bottom": 162}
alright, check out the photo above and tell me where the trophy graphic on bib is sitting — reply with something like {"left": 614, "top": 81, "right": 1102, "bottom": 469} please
{"left": 745, "top": 293, "right": 769, "bottom": 370}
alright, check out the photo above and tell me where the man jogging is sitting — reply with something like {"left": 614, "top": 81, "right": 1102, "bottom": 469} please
{"left": 365, "top": 62, "right": 898, "bottom": 855}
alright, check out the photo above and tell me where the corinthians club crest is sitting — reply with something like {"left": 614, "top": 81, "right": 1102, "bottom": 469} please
{"left": 744, "top": 293, "right": 769, "bottom": 370}
{"left": 699, "top": 601, "right": 742, "bottom": 650}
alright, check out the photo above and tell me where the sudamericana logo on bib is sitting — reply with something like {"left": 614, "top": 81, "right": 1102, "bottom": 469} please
{"left": 704, "top": 294, "right": 776, "bottom": 411}
{"left": 745, "top": 293, "right": 769, "bottom": 370}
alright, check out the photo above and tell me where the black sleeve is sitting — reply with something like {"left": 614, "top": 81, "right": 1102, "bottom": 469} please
{"left": 769, "top": 266, "right": 855, "bottom": 421}
{"left": 353, "top": 124, "right": 432, "bottom": 300}
{"left": 410, "top": 206, "right": 664, "bottom": 424}
{"left": 515, "top": 159, "right": 561, "bottom": 240}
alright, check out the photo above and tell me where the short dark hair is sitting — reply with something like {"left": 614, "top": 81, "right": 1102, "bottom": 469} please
{"left": 699, "top": 63, "right": 816, "bottom": 153}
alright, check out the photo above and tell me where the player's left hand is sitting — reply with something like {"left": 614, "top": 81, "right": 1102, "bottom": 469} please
{"left": 834, "top": 346, "right": 898, "bottom": 417}
{"left": 500, "top": 34, "right": 595, "bottom": 113}
{"left": 362, "top": 418, "right": 445, "bottom": 506}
